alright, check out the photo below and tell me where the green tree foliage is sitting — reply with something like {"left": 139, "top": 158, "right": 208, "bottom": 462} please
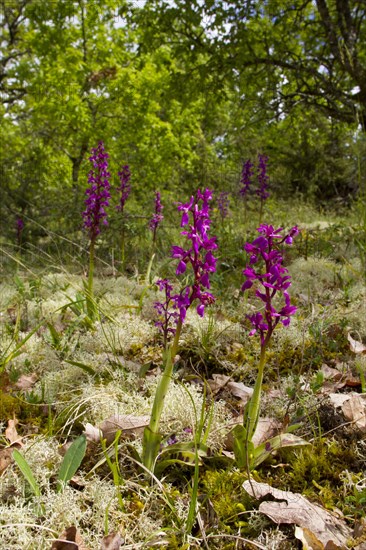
{"left": 1, "top": 0, "right": 365, "bottom": 244}
{"left": 131, "top": 0, "right": 366, "bottom": 126}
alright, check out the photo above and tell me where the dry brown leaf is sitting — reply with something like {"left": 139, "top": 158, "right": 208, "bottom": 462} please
{"left": 328, "top": 393, "right": 351, "bottom": 408}
{"left": 226, "top": 380, "right": 253, "bottom": 404}
{"left": 207, "top": 374, "right": 253, "bottom": 404}
{"left": 51, "top": 525, "right": 89, "bottom": 550}
{"left": 14, "top": 373, "right": 38, "bottom": 391}
{"left": 343, "top": 374, "right": 361, "bottom": 388}
{"left": 99, "top": 414, "right": 150, "bottom": 444}
{"left": 207, "top": 374, "right": 231, "bottom": 394}
{"left": 251, "top": 417, "right": 282, "bottom": 447}
{"left": 294, "top": 525, "right": 324, "bottom": 550}
{"left": 84, "top": 422, "right": 101, "bottom": 443}
{"left": 100, "top": 532, "right": 124, "bottom": 550}
{"left": 243, "top": 480, "right": 351, "bottom": 549}
{"left": 5, "top": 418, "right": 22, "bottom": 446}
{"left": 0, "top": 448, "right": 14, "bottom": 475}
{"left": 225, "top": 416, "right": 281, "bottom": 450}
{"left": 320, "top": 364, "right": 342, "bottom": 381}
{"left": 329, "top": 393, "right": 366, "bottom": 433}
{"left": 348, "top": 333, "right": 366, "bottom": 354}
{"left": 342, "top": 394, "right": 366, "bottom": 433}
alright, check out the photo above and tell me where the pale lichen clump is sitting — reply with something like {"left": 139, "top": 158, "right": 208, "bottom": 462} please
{"left": 112, "top": 311, "right": 156, "bottom": 352}
{"left": 53, "top": 369, "right": 233, "bottom": 453}
{"left": 183, "top": 310, "right": 242, "bottom": 348}
{"left": 0, "top": 475, "right": 158, "bottom": 548}
{"left": 266, "top": 314, "right": 309, "bottom": 351}
{"left": 158, "top": 379, "right": 233, "bottom": 452}
{"left": 94, "top": 277, "right": 146, "bottom": 315}
{"left": 10, "top": 334, "right": 61, "bottom": 376}
{"left": 0, "top": 281, "right": 19, "bottom": 309}
{"left": 58, "top": 377, "right": 152, "bottom": 426}
{"left": 289, "top": 257, "right": 343, "bottom": 300}
{"left": 20, "top": 437, "right": 63, "bottom": 485}
{"left": 94, "top": 274, "right": 143, "bottom": 303}
{"left": 0, "top": 435, "right": 168, "bottom": 548}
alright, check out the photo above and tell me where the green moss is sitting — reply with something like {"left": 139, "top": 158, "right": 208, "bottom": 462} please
{"left": 0, "top": 391, "right": 21, "bottom": 420}
{"left": 200, "top": 469, "right": 255, "bottom": 532}
{"left": 0, "top": 390, "right": 51, "bottom": 434}
{"left": 267, "top": 438, "right": 362, "bottom": 512}
{"left": 265, "top": 327, "right": 350, "bottom": 378}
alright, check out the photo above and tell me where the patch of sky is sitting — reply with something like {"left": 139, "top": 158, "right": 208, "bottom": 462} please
{"left": 351, "top": 86, "right": 360, "bottom": 95}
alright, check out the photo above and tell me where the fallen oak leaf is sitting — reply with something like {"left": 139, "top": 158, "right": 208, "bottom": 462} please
{"left": 5, "top": 418, "right": 23, "bottom": 446}
{"left": 243, "top": 480, "right": 351, "bottom": 549}
{"left": 100, "top": 532, "right": 124, "bottom": 549}
{"left": 329, "top": 392, "right": 366, "bottom": 433}
{"left": 342, "top": 394, "right": 366, "bottom": 433}
{"left": 0, "top": 448, "right": 14, "bottom": 475}
{"left": 84, "top": 422, "right": 101, "bottom": 444}
{"left": 207, "top": 373, "right": 231, "bottom": 395}
{"left": 14, "top": 373, "right": 38, "bottom": 391}
{"left": 225, "top": 416, "right": 281, "bottom": 451}
{"left": 227, "top": 380, "right": 253, "bottom": 405}
{"left": 348, "top": 333, "right": 366, "bottom": 354}
{"left": 51, "top": 525, "right": 89, "bottom": 550}
{"left": 98, "top": 414, "right": 150, "bottom": 444}
{"left": 207, "top": 374, "right": 253, "bottom": 404}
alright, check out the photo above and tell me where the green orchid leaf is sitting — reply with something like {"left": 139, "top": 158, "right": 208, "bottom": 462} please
{"left": 252, "top": 433, "right": 310, "bottom": 469}
{"left": 57, "top": 435, "right": 87, "bottom": 492}
{"left": 12, "top": 449, "right": 41, "bottom": 497}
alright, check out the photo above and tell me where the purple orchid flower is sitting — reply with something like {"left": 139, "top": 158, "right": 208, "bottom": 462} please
{"left": 217, "top": 191, "right": 230, "bottom": 220}
{"left": 149, "top": 191, "right": 164, "bottom": 243}
{"left": 242, "top": 224, "right": 299, "bottom": 345}
{"left": 116, "top": 165, "right": 131, "bottom": 214}
{"left": 82, "top": 141, "right": 111, "bottom": 242}
{"left": 240, "top": 159, "right": 254, "bottom": 197}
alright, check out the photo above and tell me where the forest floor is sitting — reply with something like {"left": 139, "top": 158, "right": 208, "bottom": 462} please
{"left": 1, "top": 201, "right": 366, "bottom": 549}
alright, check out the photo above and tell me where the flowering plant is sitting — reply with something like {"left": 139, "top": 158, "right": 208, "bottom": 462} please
{"left": 242, "top": 224, "right": 298, "bottom": 346}
{"left": 256, "top": 154, "right": 269, "bottom": 223}
{"left": 82, "top": 141, "right": 111, "bottom": 317}
{"left": 239, "top": 154, "right": 270, "bottom": 223}
{"left": 255, "top": 154, "right": 270, "bottom": 202}
{"left": 233, "top": 224, "right": 308, "bottom": 470}
{"left": 143, "top": 188, "right": 217, "bottom": 473}
{"left": 153, "top": 278, "right": 180, "bottom": 348}
{"left": 239, "top": 159, "right": 254, "bottom": 198}
{"left": 16, "top": 217, "right": 24, "bottom": 247}
{"left": 217, "top": 191, "right": 230, "bottom": 222}
{"left": 116, "top": 164, "right": 131, "bottom": 215}
{"left": 82, "top": 141, "right": 111, "bottom": 242}
{"left": 149, "top": 191, "right": 164, "bottom": 241}
{"left": 146, "top": 191, "right": 164, "bottom": 281}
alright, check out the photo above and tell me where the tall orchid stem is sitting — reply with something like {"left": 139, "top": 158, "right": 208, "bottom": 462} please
{"left": 87, "top": 238, "right": 95, "bottom": 318}
{"left": 145, "top": 241, "right": 156, "bottom": 284}
{"left": 245, "top": 341, "right": 267, "bottom": 442}
{"left": 120, "top": 225, "right": 125, "bottom": 271}
{"left": 142, "top": 318, "right": 183, "bottom": 472}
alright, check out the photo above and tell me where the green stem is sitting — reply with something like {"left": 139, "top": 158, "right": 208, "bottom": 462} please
{"left": 120, "top": 226, "right": 125, "bottom": 271}
{"left": 245, "top": 344, "right": 266, "bottom": 442}
{"left": 145, "top": 242, "right": 156, "bottom": 284}
{"left": 142, "top": 319, "right": 183, "bottom": 472}
{"left": 87, "top": 239, "right": 95, "bottom": 318}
